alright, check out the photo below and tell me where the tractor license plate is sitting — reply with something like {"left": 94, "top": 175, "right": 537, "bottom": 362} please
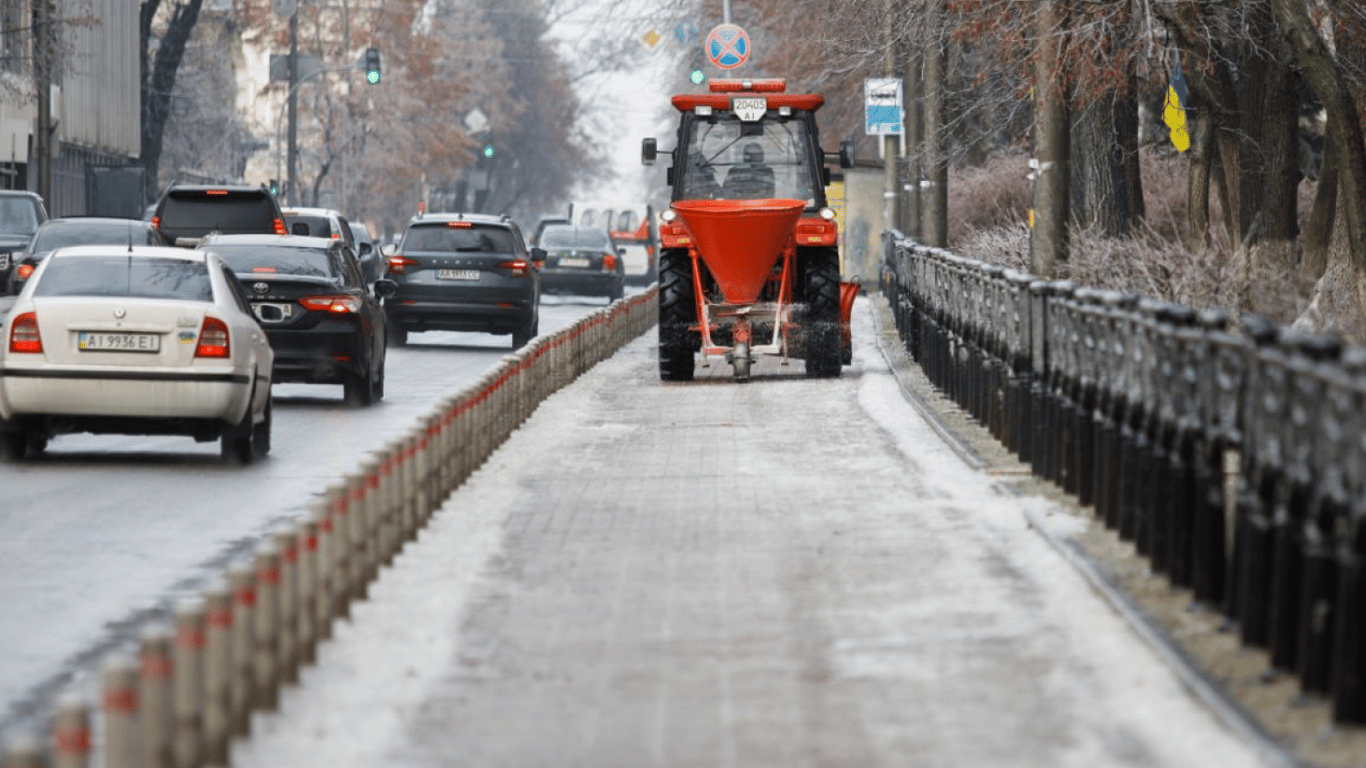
{"left": 732, "top": 97, "right": 767, "bottom": 122}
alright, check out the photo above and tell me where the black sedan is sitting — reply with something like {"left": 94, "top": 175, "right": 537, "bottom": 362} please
{"left": 7, "top": 217, "right": 167, "bottom": 295}
{"left": 199, "top": 234, "right": 395, "bottom": 406}
{"left": 536, "top": 224, "right": 625, "bottom": 302}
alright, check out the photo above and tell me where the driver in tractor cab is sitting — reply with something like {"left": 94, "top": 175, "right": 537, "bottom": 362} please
{"left": 685, "top": 149, "right": 723, "bottom": 199}
{"left": 723, "top": 142, "right": 776, "bottom": 199}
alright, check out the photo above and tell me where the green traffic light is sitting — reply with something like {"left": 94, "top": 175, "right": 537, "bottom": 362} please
{"left": 483, "top": 145, "right": 494, "bottom": 158}
{"left": 366, "top": 70, "right": 380, "bottom": 85}
{"left": 689, "top": 69, "right": 704, "bottom": 85}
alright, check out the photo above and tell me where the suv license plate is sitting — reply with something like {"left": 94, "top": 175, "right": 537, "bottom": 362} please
{"left": 79, "top": 331, "right": 160, "bottom": 352}
{"left": 438, "top": 269, "right": 480, "bottom": 281}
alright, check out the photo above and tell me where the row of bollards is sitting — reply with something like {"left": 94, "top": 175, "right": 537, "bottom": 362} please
{"left": 883, "top": 238, "right": 1366, "bottom": 725}
{"left": 1, "top": 290, "right": 658, "bottom": 768}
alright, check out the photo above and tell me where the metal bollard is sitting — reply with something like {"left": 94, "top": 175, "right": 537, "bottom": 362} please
{"left": 50, "top": 693, "right": 92, "bottom": 768}
{"left": 226, "top": 560, "right": 255, "bottom": 737}
{"left": 252, "top": 543, "right": 281, "bottom": 710}
{"left": 171, "top": 600, "right": 205, "bottom": 768}
{"left": 297, "top": 509, "right": 320, "bottom": 665}
{"left": 138, "top": 627, "right": 174, "bottom": 768}
{"left": 1332, "top": 547, "right": 1366, "bottom": 724}
{"left": 102, "top": 653, "right": 140, "bottom": 768}
{"left": 201, "top": 582, "right": 232, "bottom": 766}
{"left": 274, "top": 528, "right": 300, "bottom": 685}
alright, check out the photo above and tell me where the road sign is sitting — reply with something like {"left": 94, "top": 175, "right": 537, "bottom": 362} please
{"left": 864, "top": 77, "right": 903, "bottom": 136}
{"left": 705, "top": 24, "right": 750, "bottom": 70}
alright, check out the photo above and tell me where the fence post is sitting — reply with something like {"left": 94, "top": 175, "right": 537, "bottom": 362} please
{"left": 200, "top": 581, "right": 232, "bottom": 766}
{"left": 102, "top": 654, "right": 140, "bottom": 768}
{"left": 138, "top": 627, "right": 174, "bottom": 768}
{"left": 171, "top": 599, "right": 205, "bottom": 768}
{"left": 50, "top": 693, "right": 92, "bottom": 768}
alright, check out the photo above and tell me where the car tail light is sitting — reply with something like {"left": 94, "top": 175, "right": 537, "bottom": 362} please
{"left": 445, "top": 221, "right": 473, "bottom": 228}
{"left": 195, "top": 316, "right": 230, "bottom": 358}
{"left": 8, "top": 312, "right": 42, "bottom": 353}
{"left": 299, "top": 295, "right": 360, "bottom": 314}
{"left": 387, "top": 255, "right": 418, "bottom": 274}
{"left": 16, "top": 263, "right": 34, "bottom": 282}
{"left": 602, "top": 253, "right": 618, "bottom": 271}
{"left": 151, "top": 215, "right": 162, "bottom": 230}
{"left": 498, "top": 259, "right": 530, "bottom": 278}
{"left": 272, "top": 218, "right": 288, "bottom": 235}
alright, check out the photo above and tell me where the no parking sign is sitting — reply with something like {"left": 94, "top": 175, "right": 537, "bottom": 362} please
{"left": 705, "top": 24, "right": 750, "bottom": 70}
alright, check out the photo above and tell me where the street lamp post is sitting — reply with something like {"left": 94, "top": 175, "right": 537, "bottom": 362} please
{"left": 274, "top": 66, "right": 358, "bottom": 206}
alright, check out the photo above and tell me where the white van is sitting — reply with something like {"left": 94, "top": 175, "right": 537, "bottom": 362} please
{"left": 567, "top": 201, "right": 656, "bottom": 284}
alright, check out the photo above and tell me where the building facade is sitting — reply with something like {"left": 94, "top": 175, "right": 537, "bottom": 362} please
{"left": 0, "top": 0, "right": 140, "bottom": 216}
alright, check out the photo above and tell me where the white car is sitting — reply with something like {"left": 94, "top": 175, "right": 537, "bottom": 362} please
{"left": 0, "top": 245, "right": 274, "bottom": 462}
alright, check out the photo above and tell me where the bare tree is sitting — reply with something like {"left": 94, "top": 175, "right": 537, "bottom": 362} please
{"left": 141, "top": 0, "right": 205, "bottom": 200}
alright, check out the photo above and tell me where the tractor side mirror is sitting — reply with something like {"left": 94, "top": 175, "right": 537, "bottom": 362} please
{"left": 642, "top": 138, "right": 657, "bottom": 166}
{"left": 839, "top": 140, "right": 854, "bottom": 168}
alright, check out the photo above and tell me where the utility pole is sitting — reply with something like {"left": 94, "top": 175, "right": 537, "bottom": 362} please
{"left": 882, "top": 0, "right": 900, "bottom": 234}
{"left": 287, "top": 7, "right": 299, "bottom": 205}
{"left": 32, "top": 0, "right": 54, "bottom": 202}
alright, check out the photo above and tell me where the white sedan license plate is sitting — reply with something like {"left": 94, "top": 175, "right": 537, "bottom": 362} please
{"left": 558, "top": 257, "right": 590, "bottom": 268}
{"left": 78, "top": 331, "right": 160, "bottom": 352}
{"left": 437, "top": 269, "right": 480, "bottom": 281}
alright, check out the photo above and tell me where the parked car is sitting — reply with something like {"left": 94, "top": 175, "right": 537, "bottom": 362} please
{"left": 536, "top": 224, "right": 625, "bottom": 302}
{"left": 345, "top": 219, "right": 385, "bottom": 284}
{"left": 0, "top": 245, "right": 274, "bottom": 462}
{"left": 151, "top": 183, "right": 287, "bottom": 247}
{"left": 7, "top": 217, "right": 167, "bottom": 295}
{"left": 382, "top": 212, "right": 542, "bottom": 348}
{"left": 199, "top": 233, "right": 394, "bottom": 406}
{"left": 0, "top": 191, "right": 48, "bottom": 287}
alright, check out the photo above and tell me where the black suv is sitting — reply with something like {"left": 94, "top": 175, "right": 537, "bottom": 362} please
{"left": 200, "top": 233, "right": 396, "bottom": 406}
{"left": 0, "top": 191, "right": 48, "bottom": 285}
{"left": 383, "top": 212, "right": 542, "bottom": 348}
{"left": 152, "top": 184, "right": 286, "bottom": 248}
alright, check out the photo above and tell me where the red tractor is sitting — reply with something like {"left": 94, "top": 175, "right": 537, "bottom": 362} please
{"left": 642, "top": 78, "right": 854, "bottom": 382}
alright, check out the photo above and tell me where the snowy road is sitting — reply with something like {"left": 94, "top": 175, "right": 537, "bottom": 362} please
{"left": 216, "top": 298, "right": 1280, "bottom": 768}
{"left": 0, "top": 293, "right": 630, "bottom": 734}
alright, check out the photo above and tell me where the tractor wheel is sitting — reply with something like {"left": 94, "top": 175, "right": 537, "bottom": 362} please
{"left": 657, "top": 248, "right": 696, "bottom": 381}
{"left": 802, "top": 248, "right": 842, "bottom": 378}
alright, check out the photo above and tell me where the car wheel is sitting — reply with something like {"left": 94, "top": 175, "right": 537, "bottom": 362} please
{"left": 251, "top": 398, "right": 272, "bottom": 460}
{"left": 344, "top": 367, "right": 376, "bottom": 406}
{"left": 512, "top": 313, "right": 536, "bottom": 349}
{"left": 608, "top": 280, "right": 624, "bottom": 302}
{"left": 387, "top": 324, "right": 408, "bottom": 347}
{"left": 372, "top": 354, "right": 386, "bottom": 402}
{"left": 221, "top": 407, "right": 256, "bottom": 465}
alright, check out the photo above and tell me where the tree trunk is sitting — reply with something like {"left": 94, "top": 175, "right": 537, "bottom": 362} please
{"left": 141, "top": 0, "right": 205, "bottom": 201}
{"left": 1030, "top": 0, "right": 1069, "bottom": 276}
{"left": 1071, "top": 93, "right": 1134, "bottom": 238}
{"left": 1274, "top": 0, "right": 1366, "bottom": 341}
{"left": 922, "top": 0, "right": 948, "bottom": 248}
{"left": 1185, "top": 106, "right": 1213, "bottom": 253}
{"left": 1299, "top": 137, "right": 1337, "bottom": 282}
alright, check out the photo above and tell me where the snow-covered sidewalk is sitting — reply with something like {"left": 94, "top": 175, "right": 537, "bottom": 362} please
{"left": 230, "top": 300, "right": 1275, "bottom": 768}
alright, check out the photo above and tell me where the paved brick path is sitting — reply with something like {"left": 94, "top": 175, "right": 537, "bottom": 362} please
{"left": 235, "top": 299, "right": 1273, "bottom": 768}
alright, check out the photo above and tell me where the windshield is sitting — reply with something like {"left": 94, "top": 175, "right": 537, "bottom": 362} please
{"left": 32, "top": 222, "right": 158, "bottom": 253}
{"left": 401, "top": 224, "right": 514, "bottom": 253}
{"left": 210, "top": 244, "right": 336, "bottom": 278}
{"left": 539, "top": 226, "right": 613, "bottom": 250}
{"left": 0, "top": 197, "right": 41, "bottom": 236}
{"left": 679, "top": 115, "right": 817, "bottom": 206}
{"left": 33, "top": 255, "right": 213, "bottom": 301}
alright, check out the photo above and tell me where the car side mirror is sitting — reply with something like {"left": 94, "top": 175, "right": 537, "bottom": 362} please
{"left": 617, "top": 247, "right": 626, "bottom": 257}
{"left": 380, "top": 243, "right": 397, "bottom": 257}
{"left": 358, "top": 242, "right": 373, "bottom": 256}
{"left": 373, "top": 279, "right": 398, "bottom": 298}
{"left": 641, "top": 138, "right": 657, "bottom": 166}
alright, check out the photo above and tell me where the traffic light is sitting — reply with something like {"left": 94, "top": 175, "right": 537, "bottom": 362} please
{"left": 483, "top": 143, "right": 494, "bottom": 159}
{"left": 363, "top": 47, "right": 381, "bottom": 84}
{"left": 268, "top": 178, "right": 279, "bottom": 196}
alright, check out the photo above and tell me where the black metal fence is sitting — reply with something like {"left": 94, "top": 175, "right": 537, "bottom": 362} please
{"left": 880, "top": 233, "right": 1366, "bottom": 725}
